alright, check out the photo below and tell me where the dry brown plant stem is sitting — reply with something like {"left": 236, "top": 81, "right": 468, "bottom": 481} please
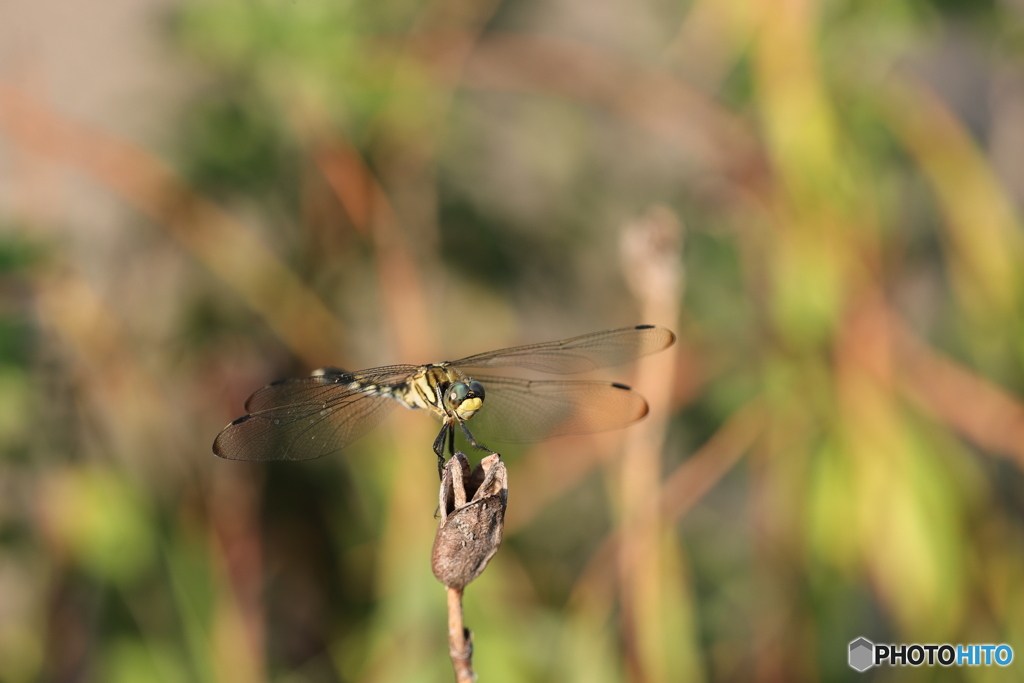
{"left": 617, "top": 207, "right": 684, "bottom": 682}
{"left": 433, "top": 453, "right": 508, "bottom": 681}
{"left": 446, "top": 586, "right": 474, "bottom": 683}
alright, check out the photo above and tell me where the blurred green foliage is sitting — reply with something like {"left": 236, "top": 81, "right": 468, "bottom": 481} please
{"left": 2, "top": 0, "right": 1024, "bottom": 681}
{"left": 179, "top": 96, "right": 297, "bottom": 196}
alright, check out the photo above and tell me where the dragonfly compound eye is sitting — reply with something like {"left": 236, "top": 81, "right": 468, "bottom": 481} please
{"left": 468, "top": 381, "right": 485, "bottom": 399}
{"left": 446, "top": 381, "right": 485, "bottom": 420}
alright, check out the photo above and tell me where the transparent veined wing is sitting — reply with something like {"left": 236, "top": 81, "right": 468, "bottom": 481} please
{"left": 242, "top": 364, "right": 419, "bottom": 412}
{"left": 449, "top": 325, "right": 675, "bottom": 375}
{"left": 214, "top": 365, "right": 419, "bottom": 461}
{"left": 463, "top": 374, "right": 650, "bottom": 443}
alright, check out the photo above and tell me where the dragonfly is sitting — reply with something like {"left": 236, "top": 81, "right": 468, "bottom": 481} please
{"left": 213, "top": 325, "right": 675, "bottom": 470}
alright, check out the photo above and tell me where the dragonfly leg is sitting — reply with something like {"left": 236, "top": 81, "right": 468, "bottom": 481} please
{"left": 432, "top": 422, "right": 452, "bottom": 479}
{"left": 432, "top": 422, "right": 447, "bottom": 457}
{"left": 458, "top": 420, "right": 497, "bottom": 455}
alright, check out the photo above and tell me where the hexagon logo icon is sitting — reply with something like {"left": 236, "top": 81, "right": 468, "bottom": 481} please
{"left": 849, "top": 637, "right": 874, "bottom": 672}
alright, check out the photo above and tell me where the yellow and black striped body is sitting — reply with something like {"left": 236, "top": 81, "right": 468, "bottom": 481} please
{"left": 324, "top": 364, "right": 487, "bottom": 464}
{"left": 318, "top": 363, "right": 485, "bottom": 425}
{"left": 392, "top": 364, "right": 484, "bottom": 421}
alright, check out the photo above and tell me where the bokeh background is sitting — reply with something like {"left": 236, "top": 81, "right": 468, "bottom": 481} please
{"left": 2, "top": 0, "right": 1024, "bottom": 681}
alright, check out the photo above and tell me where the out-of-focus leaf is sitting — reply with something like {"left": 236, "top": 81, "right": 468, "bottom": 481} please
{"left": 101, "top": 638, "right": 190, "bottom": 683}
{"left": 39, "top": 467, "right": 157, "bottom": 585}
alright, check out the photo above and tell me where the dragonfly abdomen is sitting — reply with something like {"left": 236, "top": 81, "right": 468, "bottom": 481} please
{"left": 313, "top": 365, "right": 408, "bottom": 403}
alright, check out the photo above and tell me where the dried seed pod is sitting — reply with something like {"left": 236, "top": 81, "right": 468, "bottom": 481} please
{"left": 432, "top": 453, "right": 508, "bottom": 589}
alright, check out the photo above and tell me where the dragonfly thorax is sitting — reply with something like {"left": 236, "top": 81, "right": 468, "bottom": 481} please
{"left": 399, "top": 364, "right": 485, "bottom": 422}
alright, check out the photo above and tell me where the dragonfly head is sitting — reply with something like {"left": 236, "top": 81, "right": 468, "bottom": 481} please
{"left": 445, "top": 380, "right": 485, "bottom": 421}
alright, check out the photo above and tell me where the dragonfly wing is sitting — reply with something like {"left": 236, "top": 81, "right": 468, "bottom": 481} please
{"left": 450, "top": 325, "right": 675, "bottom": 374}
{"left": 216, "top": 365, "right": 419, "bottom": 461}
{"left": 465, "top": 374, "right": 650, "bottom": 443}
{"left": 244, "top": 365, "right": 419, "bottom": 412}
{"left": 215, "top": 388, "right": 399, "bottom": 462}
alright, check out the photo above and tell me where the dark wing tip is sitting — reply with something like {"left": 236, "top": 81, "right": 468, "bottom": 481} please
{"left": 213, "top": 415, "right": 250, "bottom": 459}
{"left": 611, "top": 382, "right": 632, "bottom": 390}
{"left": 635, "top": 324, "right": 677, "bottom": 347}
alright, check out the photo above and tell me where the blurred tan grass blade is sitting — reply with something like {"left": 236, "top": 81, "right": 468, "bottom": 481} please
{"left": 34, "top": 273, "right": 175, "bottom": 468}
{"left": 882, "top": 74, "right": 1024, "bottom": 320}
{"left": 886, "top": 309, "right": 1024, "bottom": 468}
{"left": 659, "top": 400, "right": 766, "bottom": 522}
{"left": 427, "top": 33, "right": 765, "bottom": 184}
{"left": 308, "top": 130, "right": 438, "bottom": 363}
{"left": 562, "top": 399, "right": 763, "bottom": 682}
{"left": 616, "top": 206, "right": 692, "bottom": 682}
{"left": 0, "top": 82, "right": 345, "bottom": 367}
